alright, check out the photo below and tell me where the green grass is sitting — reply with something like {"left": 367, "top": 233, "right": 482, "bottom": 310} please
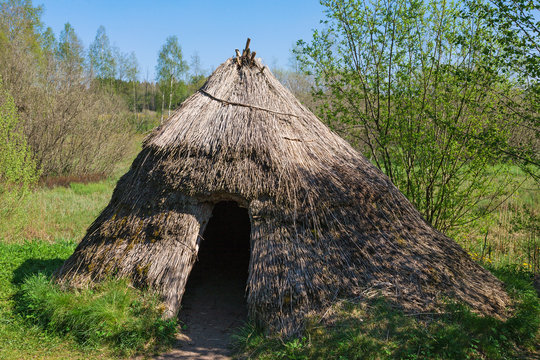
{"left": 452, "top": 166, "right": 539, "bottom": 273}
{"left": 0, "top": 240, "right": 110, "bottom": 359}
{"left": 233, "top": 266, "right": 540, "bottom": 359}
{"left": 0, "top": 134, "right": 141, "bottom": 244}
{"left": 0, "top": 180, "right": 115, "bottom": 243}
{"left": 70, "top": 181, "right": 111, "bottom": 195}
{"left": 0, "top": 236, "right": 176, "bottom": 359}
{"left": 19, "top": 275, "right": 177, "bottom": 356}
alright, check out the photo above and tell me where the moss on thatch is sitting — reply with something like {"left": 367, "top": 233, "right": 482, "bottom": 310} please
{"left": 55, "top": 47, "right": 510, "bottom": 335}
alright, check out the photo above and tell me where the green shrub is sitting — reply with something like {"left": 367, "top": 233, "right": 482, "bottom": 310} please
{"left": 0, "top": 78, "right": 39, "bottom": 217}
{"left": 19, "top": 275, "right": 176, "bottom": 356}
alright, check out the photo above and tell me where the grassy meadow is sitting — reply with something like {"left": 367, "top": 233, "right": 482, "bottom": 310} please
{"left": 455, "top": 169, "right": 539, "bottom": 273}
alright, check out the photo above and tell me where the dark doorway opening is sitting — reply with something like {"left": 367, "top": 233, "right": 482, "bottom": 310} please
{"left": 190, "top": 201, "right": 251, "bottom": 278}
{"left": 179, "top": 201, "right": 251, "bottom": 354}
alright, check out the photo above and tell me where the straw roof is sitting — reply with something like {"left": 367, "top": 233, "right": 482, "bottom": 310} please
{"left": 55, "top": 45, "right": 510, "bottom": 335}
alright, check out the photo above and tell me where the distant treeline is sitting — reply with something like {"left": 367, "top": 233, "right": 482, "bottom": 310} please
{"left": 88, "top": 26, "right": 208, "bottom": 124}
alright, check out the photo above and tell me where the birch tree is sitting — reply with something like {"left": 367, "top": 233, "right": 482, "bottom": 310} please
{"left": 155, "top": 35, "right": 188, "bottom": 122}
{"left": 88, "top": 25, "right": 115, "bottom": 79}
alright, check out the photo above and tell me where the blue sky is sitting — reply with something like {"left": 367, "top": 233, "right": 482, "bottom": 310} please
{"left": 37, "top": 0, "right": 325, "bottom": 80}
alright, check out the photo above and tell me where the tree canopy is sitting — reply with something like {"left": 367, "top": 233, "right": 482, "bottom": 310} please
{"left": 88, "top": 25, "right": 116, "bottom": 79}
{"left": 155, "top": 35, "right": 189, "bottom": 84}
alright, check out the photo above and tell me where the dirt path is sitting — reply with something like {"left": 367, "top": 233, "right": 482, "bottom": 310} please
{"left": 155, "top": 273, "right": 247, "bottom": 360}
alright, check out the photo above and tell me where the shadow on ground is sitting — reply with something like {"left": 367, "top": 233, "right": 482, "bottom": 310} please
{"left": 12, "top": 258, "right": 64, "bottom": 285}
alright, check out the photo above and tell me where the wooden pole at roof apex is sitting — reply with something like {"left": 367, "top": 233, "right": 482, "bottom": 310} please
{"left": 235, "top": 38, "right": 253, "bottom": 66}
{"left": 235, "top": 49, "right": 241, "bottom": 65}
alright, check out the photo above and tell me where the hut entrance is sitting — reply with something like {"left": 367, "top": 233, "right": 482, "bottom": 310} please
{"left": 179, "top": 201, "right": 250, "bottom": 353}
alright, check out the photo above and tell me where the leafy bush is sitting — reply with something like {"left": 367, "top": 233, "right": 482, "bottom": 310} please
{"left": 0, "top": 78, "right": 39, "bottom": 217}
{"left": 0, "top": 2, "right": 131, "bottom": 178}
{"left": 19, "top": 275, "right": 177, "bottom": 356}
{"left": 297, "top": 0, "right": 538, "bottom": 232}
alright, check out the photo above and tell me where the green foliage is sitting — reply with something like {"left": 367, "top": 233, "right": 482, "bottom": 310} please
{"left": 1, "top": 4, "right": 132, "bottom": 178}
{"left": 297, "top": 0, "right": 538, "bottom": 231}
{"left": 509, "top": 204, "right": 540, "bottom": 273}
{"left": 128, "top": 110, "right": 161, "bottom": 133}
{"left": 88, "top": 25, "right": 116, "bottom": 79}
{"left": 234, "top": 267, "right": 540, "bottom": 359}
{"left": 156, "top": 35, "right": 190, "bottom": 118}
{"left": 115, "top": 50, "right": 139, "bottom": 82}
{"left": 0, "top": 78, "right": 39, "bottom": 216}
{"left": 0, "top": 79, "right": 38, "bottom": 186}
{"left": 476, "top": 0, "right": 540, "bottom": 151}
{"left": 468, "top": 0, "right": 539, "bottom": 81}
{"left": 56, "top": 22, "right": 83, "bottom": 73}
{"left": 156, "top": 35, "right": 189, "bottom": 84}
{"left": 0, "top": 0, "right": 47, "bottom": 64}
{"left": 18, "top": 275, "right": 177, "bottom": 356}
{"left": 41, "top": 25, "right": 56, "bottom": 52}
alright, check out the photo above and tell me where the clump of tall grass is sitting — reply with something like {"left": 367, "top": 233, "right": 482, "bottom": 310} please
{"left": 18, "top": 275, "right": 177, "bottom": 356}
{"left": 453, "top": 170, "right": 539, "bottom": 274}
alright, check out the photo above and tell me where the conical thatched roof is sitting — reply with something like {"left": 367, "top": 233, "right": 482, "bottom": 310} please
{"left": 55, "top": 44, "right": 510, "bottom": 335}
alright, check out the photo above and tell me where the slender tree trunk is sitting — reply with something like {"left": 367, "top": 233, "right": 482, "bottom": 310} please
{"left": 132, "top": 81, "right": 136, "bottom": 113}
{"left": 152, "top": 83, "right": 155, "bottom": 111}
{"left": 133, "top": 80, "right": 139, "bottom": 130}
{"left": 144, "top": 81, "right": 148, "bottom": 111}
{"left": 161, "top": 86, "right": 165, "bottom": 123}
{"left": 144, "top": 69, "right": 149, "bottom": 112}
{"left": 168, "top": 76, "right": 173, "bottom": 118}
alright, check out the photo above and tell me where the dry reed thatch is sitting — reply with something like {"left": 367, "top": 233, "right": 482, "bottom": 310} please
{"left": 55, "top": 42, "right": 510, "bottom": 335}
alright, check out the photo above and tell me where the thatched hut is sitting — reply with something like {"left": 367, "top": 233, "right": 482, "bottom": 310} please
{"left": 55, "top": 43, "right": 510, "bottom": 335}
